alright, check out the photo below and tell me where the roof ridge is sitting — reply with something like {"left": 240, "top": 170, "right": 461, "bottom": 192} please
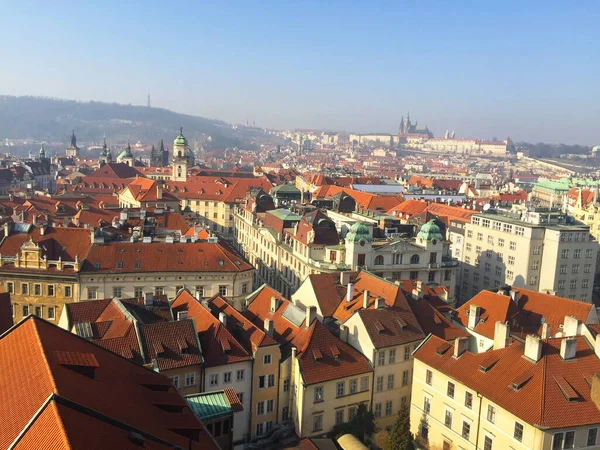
{"left": 31, "top": 318, "right": 60, "bottom": 396}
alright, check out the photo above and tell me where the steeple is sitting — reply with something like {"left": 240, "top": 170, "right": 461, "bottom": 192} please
{"left": 65, "top": 130, "right": 80, "bottom": 158}
{"left": 39, "top": 144, "right": 46, "bottom": 158}
{"left": 69, "top": 130, "right": 77, "bottom": 148}
{"left": 171, "top": 127, "right": 189, "bottom": 181}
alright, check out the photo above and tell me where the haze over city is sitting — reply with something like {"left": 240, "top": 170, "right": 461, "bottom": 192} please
{"left": 2, "top": 0, "right": 600, "bottom": 144}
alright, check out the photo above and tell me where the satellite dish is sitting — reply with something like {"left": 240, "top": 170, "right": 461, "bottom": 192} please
{"left": 483, "top": 203, "right": 491, "bottom": 211}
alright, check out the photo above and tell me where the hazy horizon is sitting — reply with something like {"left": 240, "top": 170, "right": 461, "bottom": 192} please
{"left": 2, "top": 1, "right": 599, "bottom": 145}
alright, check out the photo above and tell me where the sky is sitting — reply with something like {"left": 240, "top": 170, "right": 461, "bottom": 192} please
{"left": 1, "top": 0, "right": 599, "bottom": 145}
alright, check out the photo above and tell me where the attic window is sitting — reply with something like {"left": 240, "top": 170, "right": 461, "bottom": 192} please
{"left": 221, "top": 340, "right": 231, "bottom": 354}
{"left": 374, "top": 320, "right": 385, "bottom": 334}
{"left": 312, "top": 349, "right": 323, "bottom": 362}
{"left": 479, "top": 354, "right": 500, "bottom": 373}
{"left": 93, "top": 262, "right": 100, "bottom": 269}
{"left": 120, "top": 249, "right": 125, "bottom": 252}
{"left": 117, "top": 261, "right": 123, "bottom": 269}
{"left": 134, "top": 261, "right": 140, "bottom": 269}
{"left": 219, "top": 260, "right": 224, "bottom": 266}
{"left": 435, "top": 342, "right": 452, "bottom": 356}
{"left": 510, "top": 373, "right": 532, "bottom": 391}
{"left": 331, "top": 345, "right": 340, "bottom": 359}
{"left": 395, "top": 317, "right": 407, "bottom": 330}
{"left": 555, "top": 376, "right": 579, "bottom": 401}
{"left": 55, "top": 350, "right": 99, "bottom": 379}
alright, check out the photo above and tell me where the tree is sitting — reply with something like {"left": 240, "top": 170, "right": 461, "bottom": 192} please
{"left": 386, "top": 403, "right": 412, "bottom": 450}
{"left": 329, "top": 403, "right": 375, "bottom": 442}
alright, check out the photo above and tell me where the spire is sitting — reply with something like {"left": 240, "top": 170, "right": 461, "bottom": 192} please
{"left": 39, "top": 144, "right": 45, "bottom": 157}
{"left": 69, "top": 130, "right": 77, "bottom": 148}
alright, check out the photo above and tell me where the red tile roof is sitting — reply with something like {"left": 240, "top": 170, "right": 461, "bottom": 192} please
{"left": 415, "top": 334, "right": 600, "bottom": 428}
{"left": 387, "top": 199, "right": 428, "bottom": 217}
{"left": 294, "top": 210, "right": 340, "bottom": 246}
{"left": 0, "top": 316, "right": 217, "bottom": 449}
{"left": 0, "top": 226, "right": 92, "bottom": 261}
{"left": 140, "top": 320, "right": 203, "bottom": 371}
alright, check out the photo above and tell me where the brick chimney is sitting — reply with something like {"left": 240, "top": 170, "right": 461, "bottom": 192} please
{"left": 362, "top": 290, "right": 370, "bottom": 309}
{"left": 305, "top": 306, "right": 316, "bottom": 328}
{"left": 524, "top": 335, "right": 542, "bottom": 362}
{"left": 493, "top": 321, "right": 510, "bottom": 350}
{"left": 453, "top": 336, "right": 469, "bottom": 358}
{"left": 468, "top": 305, "right": 480, "bottom": 330}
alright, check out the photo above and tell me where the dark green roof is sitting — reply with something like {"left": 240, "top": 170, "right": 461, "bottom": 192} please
{"left": 185, "top": 391, "right": 232, "bottom": 421}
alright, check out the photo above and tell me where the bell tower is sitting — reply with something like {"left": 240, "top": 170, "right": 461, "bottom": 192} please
{"left": 171, "top": 127, "right": 188, "bottom": 182}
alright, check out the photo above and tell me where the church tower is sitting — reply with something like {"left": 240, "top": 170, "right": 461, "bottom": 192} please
{"left": 151, "top": 138, "right": 166, "bottom": 167}
{"left": 117, "top": 140, "right": 135, "bottom": 167}
{"left": 65, "top": 130, "right": 80, "bottom": 158}
{"left": 99, "top": 135, "right": 112, "bottom": 166}
{"left": 171, "top": 128, "right": 188, "bottom": 182}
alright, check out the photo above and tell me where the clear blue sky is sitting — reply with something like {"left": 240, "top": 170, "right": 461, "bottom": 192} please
{"left": 2, "top": 0, "right": 599, "bottom": 144}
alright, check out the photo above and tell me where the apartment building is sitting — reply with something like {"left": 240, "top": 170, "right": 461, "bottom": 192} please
{"left": 411, "top": 332, "right": 600, "bottom": 450}
{"left": 459, "top": 209, "right": 597, "bottom": 303}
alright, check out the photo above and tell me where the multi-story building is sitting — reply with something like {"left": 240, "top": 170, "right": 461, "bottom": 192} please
{"left": 459, "top": 208, "right": 597, "bottom": 303}
{"left": 411, "top": 331, "right": 600, "bottom": 450}
{"left": 118, "top": 177, "right": 180, "bottom": 210}
{"left": 531, "top": 180, "right": 570, "bottom": 208}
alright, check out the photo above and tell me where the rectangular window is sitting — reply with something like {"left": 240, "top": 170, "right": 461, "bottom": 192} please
{"left": 423, "top": 396, "right": 431, "bottom": 414}
{"left": 508, "top": 256, "right": 515, "bottom": 265}
{"left": 462, "top": 421, "right": 471, "bottom": 440}
{"left": 256, "top": 422, "right": 264, "bottom": 436}
{"left": 572, "top": 264, "right": 579, "bottom": 274}
{"left": 467, "top": 230, "right": 473, "bottom": 238}
{"left": 237, "top": 392, "right": 243, "bottom": 404}
{"left": 444, "top": 409, "right": 453, "bottom": 428}
{"left": 219, "top": 285, "right": 227, "bottom": 296}
{"left": 378, "top": 350, "right": 385, "bottom": 366}
{"left": 465, "top": 391, "right": 473, "bottom": 409}
{"left": 258, "top": 375, "right": 265, "bottom": 389}
{"left": 22, "top": 305, "right": 29, "bottom": 316}
{"left": 312, "top": 415, "right": 323, "bottom": 432}
{"left": 466, "top": 243, "right": 472, "bottom": 251}
{"left": 588, "top": 428, "right": 598, "bottom": 446}
{"left": 425, "top": 369, "right": 432, "bottom": 385}
{"left": 314, "top": 386, "right": 323, "bottom": 402}
{"left": 264, "top": 354, "right": 272, "bottom": 364}
{"left": 515, "top": 226, "right": 524, "bottom": 236}
{"left": 236, "top": 369, "right": 245, "bottom": 381}
{"left": 360, "top": 376, "right": 369, "bottom": 392}
{"left": 47, "top": 307, "right": 55, "bottom": 320}
{"left": 387, "top": 374, "right": 395, "bottom": 390}
{"left": 169, "top": 375, "right": 180, "bottom": 389}
{"left": 223, "top": 372, "right": 232, "bottom": 384}
{"left": 562, "top": 249, "right": 569, "bottom": 259}
{"left": 7, "top": 282, "right": 13, "bottom": 294}
{"left": 374, "top": 403, "right": 382, "bottom": 418}
{"left": 335, "top": 409, "right": 344, "bottom": 425}
{"left": 402, "top": 370, "right": 409, "bottom": 386}
{"left": 184, "top": 372, "right": 196, "bottom": 387}
{"left": 514, "top": 422, "right": 524, "bottom": 442}
{"left": 34, "top": 306, "right": 42, "bottom": 317}
{"left": 585, "top": 264, "right": 592, "bottom": 273}
{"left": 574, "top": 249, "right": 581, "bottom": 259}
{"left": 447, "top": 381, "right": 455, "bottom": 399}
{"left": 268, "top": 374, "right": 275, "bottom": 387}
{"left": 33, "top": 284, "right": 41, "bottom": 296}
{"left": 530, "top": 276, "right": 538, "bottom": 285}
{"left": 336, "top": 381, "right": 345, "bottom": 397}
{"left": 477, "top": 232, "right": 483, "bottom": 241}
{"left": 495, "top": 266, "right": 502, "bottom": 276}
{"left": 510, "top": 241, "right": 516, "bottom": 251}
{"left": 484, "top": 436, "right": 493, "bottom": 450}
{"left": 376, "top": 376, "right": 384, "bottom": 392}
{"left": 266, "top": 399, "right": 274, "bottom": 413}
{"left": 558, "top": 280, "right": 565, "bottom": 289}
{"left": 349, "top": 379, "right": 357, "bottom": 394}
{"left": 404, "top": 346, "right": 411, "bottom": 361}
{"left": 487, "top": 236, "right": 494, "bottom": 244}
{"left": 154, "top": 286, "right": 164, "bottom": 296}
{"left": 209, "top": 374, "right": 219, "bottom": 386}
{"left": 21, "top": 283, "right": 28, "bottom": 295}
{"left": 389, "top": 349, "right": 396, "bottom": 364}
{"left": 385, "top": 400, "right": 393, "bottom": 416}
{"left": 87, "top": 288, "right": 98, "bottom": 300}
{"left": 586, "top": 248, "right": 594, "bottom": 258}
{"left": 283, "top": 379, "right": 290, "bottom": 392}
{"left": 113, "top": 287, "right": 122, "bottom": 298}
{"left": 487, "top": 405, "right": 496, "bottom": 423}
{"left": 257, "top": 401, "right": 265, "bottom": 415}
{"left": 498, "top": 238, "right": 504, "bottom": 247}
{"left": 134, "top": 287, "right": 143, "bottom": 298}
{"left": 560, "top": 264, "right": 567, "bottom": 274}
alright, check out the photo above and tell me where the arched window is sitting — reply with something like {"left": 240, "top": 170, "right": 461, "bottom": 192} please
{"left": 374, "top": 255, "right": 384, "bottom": 265}
{"left": 410, "top": 254, "right": 420, "bottom": 264}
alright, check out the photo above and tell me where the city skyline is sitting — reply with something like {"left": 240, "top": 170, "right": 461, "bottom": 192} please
{"left": 2, "top": 1, "right": 600, "bottom": 145}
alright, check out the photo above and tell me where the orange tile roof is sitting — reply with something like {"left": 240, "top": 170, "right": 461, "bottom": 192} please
{"left": 0, "top": 226, "right": 92, "bottom": 261}
{"left": 1, "top": 317, "right": 217, "bottom": 449}
{"left": 387, "top": 199, "right": 428, "bottom": 217}
{"left": 415, "top": 334, "right": 600, "bottom": 428}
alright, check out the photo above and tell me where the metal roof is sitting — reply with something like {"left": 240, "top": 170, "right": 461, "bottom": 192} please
{"left": 185, "top": 391, "right": 232, "bottom": 421}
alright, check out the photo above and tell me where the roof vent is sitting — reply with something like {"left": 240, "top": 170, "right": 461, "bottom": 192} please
{"left": 331, "top": 345, "right": 340, "bottom": 359}
{"left": 312, "top": 348, "right": 323, "bottom": 362}
{"left": 374, "top": 320, "right": 385, "bottom": 334}
{"left": 128, "top": 430, "right": 145, "bottom": 446}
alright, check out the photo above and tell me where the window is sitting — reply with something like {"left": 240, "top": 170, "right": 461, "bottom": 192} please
{"left": 493, "top": 221, "right": 501, "bottom": 230}
{"left": 514, "top": 421, "right": 524, "bottom": 442}
{"left": 266, "top": 399, "right": 274, "bottom": 413}
{"left": 376, "top": 376, "right": 384, "bottom": 392}
{"left": 154, "top": 286, "right": 164, "bottom": 296}
{"left": 428, "top": 272, "right": 436, "bottom": 282}
{"left": 498, "top": 238, "right": 504, "bottom": 247}
{"left": 532, "top": 260, "right": 539, "bottom": 270}
{"left": 530, "top": 276, "right": 538, "bottom": 285}
{"left": 113, "top": 287, "right": 122, "bottom": 298}
{"left": 389, "top": 349, "right": 396, "bottom": 364}
{"left": 378, "top": 350, "right": 385, "bottom": 366}
{"left": 444, "top": 409, "right": 453, "bottom": 428}
{"left": 219, "top": 285, "right": 227, "bottom": 296}
{"left": 574, "top": 249, "right": 581, "bottom": 259}
{"left": 184, "top": 372, "right": 196, "bottom": 387}
{"left": 133, "top": 261, "right": 140, "bottom": 269}
{"left": 487, "top": 405, "right": 496, "bottom": 423}
{"left": 360, "top": 376, "right": 369, "bottom": 391}
{"left": 425, "top": 369, "right": 432, "bottom": 385}
{"left": 312, "top": 415, "right": 323, "bottom": 432}
{"left": 410, "top": 254, "right": 420, "bottom": 264}
{"left": 7, "top": 282, "right": 13, "bottom": 294}
{"left": 515, "top": 226, "right": 524, "bottom": 236}
{"left": 264, "top": 354, "right": 272, "bottom": 364}
{"left": 87, "top": 288, "right": 98, "bottom": 300}
{"left": 256, "top": 422, "right": 264, "bottom": 436}
{"left": 560, "top": 264, "right": 567, "bottom": 274}
{"left": 236, "top": 369, "right": 245, "bottom": 381}
{"left": 21, "top": 283, "right": 28, "bottom": 295}
{"left": 462, "top": 420, "right": 471, "bottom": 440}
{"left": 486, "top": 249, "right": 492, "bottom": 258}
{"left": 570, "top": 279, "right": 577, "bottom": 289}
{"left": 507, "top": 270, "right": 514, "bottom": 280}
{"left": 562, "top": 249, "right": 569, "bottom": 259}
{"left": 33, "top": 284, "right": 41, "bottom": 296}
{"left": 404, "top": 346, "right": 411, "bottom": 361}
{"left": 423, "top": 396, "right": 431, "bottom": 414}
{"left": 336, "top": 381, "right": 345, "bottom": 397}
{"left": 465, "top": 391, "right": 473, "bottom": 409}
{"left": 258, "top": 375, "right": 265, "bottom": 389}
{"left": 335, "top": 409, "right": 344, "bottom": 425}
{"left": 586, "top": 248, "right": 594, "bottom": 258}
{"left": 484, "top": 435, "right": 493, "bottom": 450}
{"left": 34, "top": 306, "right": 42, "bottom": 317}
{"left": 484, "top": 262, "right": 491, "bottom": 272}
{"left": 169, "top": 375, "right": 180, "bottom": 389}
{"left": 374, "top": 255, "right": 384, "bottom": 265}
{"left": 583, "top": 279, "right": 590, "bottom": 288}
{"left": 374, "top": 403, "right": 382, "bottom": 418}
{"left": 467, "top": 230, "right": 473, "bottom": 238}
{"left": 268, "top": 374, "right": 275, "bottom": 387}
{"left": 47, "top": 307, "right": 55, "bottom": 320}
{"left": 495, "top": 266, "right": 502, "bottom": 276}
{"left": 447, "top": 381, "right": 455, "bottom": 399}
{"left": 314, "top": 386, "right": 323, "bottom": 402}
{"left": 508, "top": 256, "right": 515, "bottom": 265}
{"left": 487, "top": 236, "right": 494, "bottom": 244}
{"left": 474, "top": 273, "right": 479, "bottom": 282}
{"left": 477, "top": 232, "right": 483, "bottom": 241}
{"left": 503, "top": 223, "right": 513, "bottom": 233}
{"left": 402, "top": 370, "right": 409, "bottom": 386}
{"left": 385, "top": 400, "right": 393, "bottom": 416}
{"left": 476, "top": 246, "right": 482, "bottom": 255}
{"left": 585, "top": 264, "right": 592, "bottom": 273}
{"left": 558, "top": 280, "right": 565, "bottom": 289}
{"left": 587, "top": 428, "right": 598, "bottom": 446}
{"left": 387, "top": 374, "right": 395, "bottom": 390}
{"left": 510, "top": 241, "right": 517, "bottom": 251}
{"left": 552, "top": 431, "right": 576, "bottom": 449}
{"left": 134, "top": 287, "right": 143, "bottom": 298}
{"left": 350, "top": 379, "right": 357, "bottom": 394}
{"left": 572, "top": 264, "right": 579, "bottom": 274}
{"left": 257, "top": 401, "right": 265, "bottom": 415}
{"left": 282, "top": 406, "right": 289, "bottom": 421}
{"left": 241, "top": 283, "right": 248, "bottom": 294}
{"left": 209, "top": 374, "right": 219, "bottom": 386}
{"left": 466, "top": 243, "right": 472, "bottom": 251}
{"left": 237, "top": 392, "right": 243, "bottom": 404}
{"left": 223, "top": 371, "right": 232, "bottom": 384}
{"left": 22, "top": 305, "right": 29, "bottom": 316}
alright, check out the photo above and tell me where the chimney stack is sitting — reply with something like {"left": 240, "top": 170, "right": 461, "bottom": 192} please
{"left": 219, "top": 312, "right": 227, "bottom": 326}
{"left": 413, "top": 280, "right": 423, "bottom": 300}
{"left": 264, "top": 318, "right": 274, "bottom": 336}
{"left": 376, "top": 297, "right": 386, "bottom": 309}
{"left": 563, "top": 316, "right": 580, "bottom": 337}
{"left": 144, "top": 292, "right": 153, "bottom": 306}
{"left": 340, "top": 271, "right": 350, "bottom": 286}
{"left": 493, "top": 321, "right": 510, "bottom": 350}
{"left": 3, "top": 222, "right": 9, "bottom": 237}
{"left": 560, "top": 338, "right": 577, "bottom": 360}
{"left": 156, "top": 183, "right": 162, "bottom": 200}
{"left": 339, "top": 324, "right": 349, "bottom": 343}
{"left": 468, "top": 305, "right": 481, "bottom": 330}
{"left": 362, "top": 290, "right": 370, "bottom": 309}
{"left": 524, "top": 335, "right": 542, "bottom": 362}
{"left": 453, "top": 337, "right": 469, "bottom": 358}
{"left": 270, "top": 296, "right": 278, "bottom": 313}
{"left": 305, "top": 306, "right": 317, "bottom": 328}
{"left": 346, "top": 282, "right": 354, "bottom": 303}
{"left": 509, "top": 290, "right": 520, "bottom": 307}
{"left": 541, "top": 322, "right": 551, "bottom": 339}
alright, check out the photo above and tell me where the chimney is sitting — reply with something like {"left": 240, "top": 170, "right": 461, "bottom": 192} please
{"left": 264, "top": 318, "right": 274, "bottom": 336}
{"left": 32, "top": 215, "right": 37, "bottom": 226}
{"left": 509, "top": 290, "right": 520, "bottom": 307}
{"left": 340, "top": 271, "right": 350, "bottom": 286}
{"left": 595, "top": 334, "right": 600, "bottom": 360}
{"left": 560, "top": 337, "right": 577, "bottom": 360}
{"left": 493, "top": 321, "right": 510, "bottom": 350}
{"left": 376, "top": 297, "right": 385, "bottom": 309}
{"left": 362, "top": 290, "right": 370, "bottom": 309}
{"left": 3, "top": 222, "right": 9, "bottom": 237}
{"left": 453, "top": 336, "right": 469, "bottom": 358}
{"left": 305, "top": 306, "right": 316, "bottom": 328}
{"left": 39, "top": 224, "right": 47, "bottom": 236}
{"left": 270, "top": 296, "right": 278, "bottom": 313}
{"left": 144, "top": 292, "right": 153, "bottom": 306}
{"left": 156, "top": 183, "right": 162, "bottom": 200}
{"left": 346, "top": 282, "right": 354, "bottom": 302}
{"left": 563, "top": 316, "right": 580, "bottom": 337}
{"left": 177, "top": 310, "right": 188, "bottom": 321}
{"left": 195, "top": 289, "right": 202, "bottom": 301}
{"left": 219, "top": 312, "right": 227, "bottom": 326}
{"left": 468, "top": 305, "right": 480, "bottom": 330}
{"left": 412, "top": 280, "right": 423, "bottom": 300}
{"left": 541, "top": 322, "right": 551, "bottom": 339}
{"left": 339, "top": 324, "right": 348, "bottom": 343}
{"left": 524, "top": 335, "right": 542, "bottom": 362}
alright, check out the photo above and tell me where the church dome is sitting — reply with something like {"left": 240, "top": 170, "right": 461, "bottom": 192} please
{"left": 417, "top": 219, "right": 444, "bottom": 242}
{"left": 346, "top": 221, "right": 372, "bottom": 243}
{"left": 116, "top": 150, "right": 128, "bottom": 160}
{"left": 174, "top": 128, "right": 188, "bottom": 147}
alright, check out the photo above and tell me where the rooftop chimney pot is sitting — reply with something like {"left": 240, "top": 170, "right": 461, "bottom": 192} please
{"left": 524, "top": 335, "right": 542, "bottom": 362}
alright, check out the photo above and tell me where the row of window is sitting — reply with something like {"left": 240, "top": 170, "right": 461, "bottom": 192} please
{"left": 208, "top": 369, "right": 246, "bottom": 386}
{"left": 314, "top": 376, "right": 370, "bottom": 402}
{"left": 373, "top": 253, "right": 437, "bottom": 266}
{"left": 87, "top": 284, "right": 242, "bottom": 300}
{"left": 317, "top": 403, "right": 365, "bottom": 431}
{"left": 169, "top": 372, "right": 197, "bottom": 389}
{"left": 16, "top": 304, "right": 56, "bottom": 320}
{"left": 8, "top": 282, "right": 70, "bottom": 297}
{"left": 256, "top": 399, "right": 274, "bottom": 416}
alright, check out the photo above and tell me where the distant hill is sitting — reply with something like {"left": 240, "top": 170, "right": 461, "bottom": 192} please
{"left": 0, "top": 96, "right": 266, "bottom": 148}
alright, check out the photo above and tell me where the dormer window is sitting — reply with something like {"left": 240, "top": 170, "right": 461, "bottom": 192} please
{"left": 93, "top": 262, "right": 100, "bottom": 269}
{"left": 134, "top": 261, "right": 140, "bottom": 269}
{"left": 117, "top": 261, "right": 123, "bottom": 269}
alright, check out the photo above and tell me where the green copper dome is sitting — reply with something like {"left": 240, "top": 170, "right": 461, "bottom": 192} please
{"left": 346, "top": 221, "right": 372, "bottom": 243}
{"left": 417, "top": 219, "right": 444, "bottom": 242}
{"left": 174, "top": 127, "right": 188, "bottom": 147}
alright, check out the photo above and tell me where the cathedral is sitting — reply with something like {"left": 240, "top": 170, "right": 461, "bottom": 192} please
{"left": 398, "top": 113, "right": 433, "bottom": 137}
{"left": 151, "top": 138, "right": 169, "bottom": 167}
